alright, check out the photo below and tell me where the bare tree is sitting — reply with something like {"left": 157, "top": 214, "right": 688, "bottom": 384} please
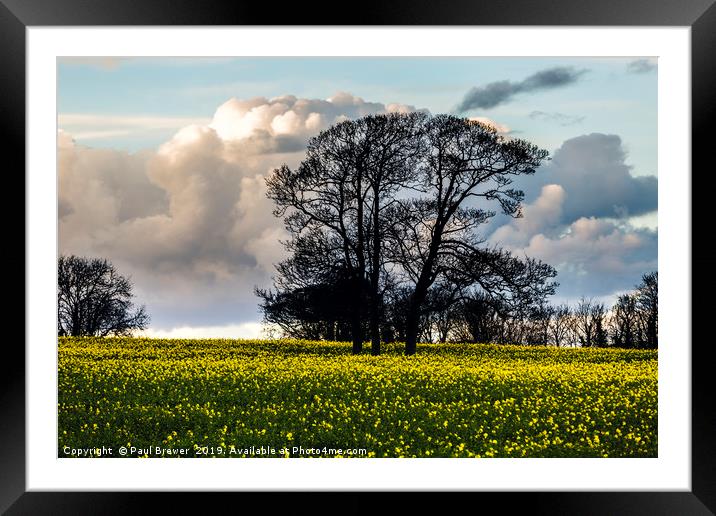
{"left": 386, "top": 115, "right": 551, "bottom": 354}
{"left": 549, "top": 304, "right": 572, "bottom": 347}
{"left": 58, "top": 255, "right": 149, "bottom": 337}
{"left": 610, "top": 293, "right": 640, "bottom": 348}
{"left": 635, "top": 271, "right": 658, "bottom": 348}
{"left": 265, "top": 113, "right": 426, "bottom": 355}
{"left": 574, "top": 298, "right": 606, "bottom": 347}
{"left": 264, "top": 113, "right": 556, "bottom": 355}
{"left": 450, "top": 292, "right": 504, "bottom": 344}
{"left": 526, "top": 303, "right": 553, "bottom": 346}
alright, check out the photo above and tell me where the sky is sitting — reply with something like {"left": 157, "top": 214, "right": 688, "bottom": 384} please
{"left": 57, "top": 57, "right": 658, "bottom": 338}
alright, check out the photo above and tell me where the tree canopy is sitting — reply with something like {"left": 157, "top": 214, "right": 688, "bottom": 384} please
{"left": 58, "top": 255, "right": 149, "bottom": 337}
{"left": 260, "top": 113, "right": 558, "bottom": 355}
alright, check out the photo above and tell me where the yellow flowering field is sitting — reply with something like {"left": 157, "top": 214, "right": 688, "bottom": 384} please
{"left": 58, "top": 337, "right": 657, "bottom": 458}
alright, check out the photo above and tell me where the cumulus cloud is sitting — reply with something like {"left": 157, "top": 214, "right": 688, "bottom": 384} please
{"left": 489, "top": 184, "right": 657, "bottom": 301}
{"left": 456, "top": 67, "right": 588, "bottom": 112}
{"left": 626, "top": 59, "right": 657, "bottom": 74}
{"left": 516, "top": 218, "right": 656, "bottom": 300}
{"left": 59, "top": 92, "right": 422, "bottom": 331}
{"left": 59, "top": 92, "right": 656, "bottom": 330}
{"left": 519, "top": 133, "right": 657, "bottom": 223}
{"left": 58, "top": 130, "right": 168, "bottom": 228}
{"left": 485, "top": 132, "right": 658, "bottom": 304}
{"left": 529, "top": 111, "right": 585, "bottom": 126}
{"left": 490, "top": 184, "right": 566, "bottom": 247}
{"left": 210, "top": 92, "right": 423, "bottom": 152}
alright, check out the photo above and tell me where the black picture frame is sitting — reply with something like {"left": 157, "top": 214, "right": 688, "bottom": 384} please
{"left": 5, "top": 0, "right": 715, "bottom": 513}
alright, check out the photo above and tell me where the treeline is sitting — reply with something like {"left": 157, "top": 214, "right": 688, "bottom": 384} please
{"left": 434, "top": 271, "right": 657, "bottom": 348}
{"left": 259, "top": 271, "right": 657, "bottom": 349}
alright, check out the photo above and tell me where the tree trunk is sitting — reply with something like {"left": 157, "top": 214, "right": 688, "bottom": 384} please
{"left": 405, "top": 307, "right": 419, "bottom": 355}
{"left": 351, "top": 310, "right": 363, "bottom": 354}
{"left": 648, "top": 317, "right": 657, "bottom": 348}
{"left": 326, "top": 319, "right": 335, "bottom": 341}
{"left": 370, "top": 182, "right": 382, "bottom": 356}
{"left": 404, "top": 289, "right": 428, "bottom": 355}
{"left": 370, "top": 301, "right": 381, "bottom": 355}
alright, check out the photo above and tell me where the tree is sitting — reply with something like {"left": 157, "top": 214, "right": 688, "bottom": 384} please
{"left": 58, "top": 255, "right": 149, "bottom": 337}
{"left": 256, "top": 228, "right": 358, "bottom": 341}
{"left": 549, "top": 304, "right": 573, "bottom": 347}
{"left": 265, "top": 113, "right": 426, "bottom": 354}
{"left": 525, "top": 303, "right": 553, "bottom": 346}
{"left": 593, "top": 304, "right": 609, "bottom": 347}
{"left": 635, "top": 271, "right": 658, "bottom": 348}
{"left": 264, "top": 113, "right": 556, "bottom": 355}
{"left": 451, "top": 292, "right": 507, "bottom": 344}
{"left": 611, "top": 293, "right": 640, "bottom": 348}
{"left": 384, "top": 115, "right": 553, "bottom": 354}
{"left": 574, "top": 298, "right": 606, "bottom": 347}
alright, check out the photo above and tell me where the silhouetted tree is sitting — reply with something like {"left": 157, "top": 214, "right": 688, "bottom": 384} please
{"left": 607, "top": 271, "right": 657, "bottom": 348}
{"left": 384, "top": 115, "right": 552, "bottom": 354}
{"left": 526, "top": 303, "right": 553, "bottom": 346}
{"left": 635, "top": 271, "right": 658, "bottom": 348}
{"left": 264, "top": 113, "right": 555, "bottom": 355}
{"left": 266, "top": 113, "right": 426, "bottom": 354}
{"left": 611, "top": 293, "right": 640, "bottom": 348}
{"left": 58, "top": 255, "right": 149, "bottom": 337}
{"left": 549, "top": 304, "right": 573, "bottom": 347}
{"left": 593, "top": 304, "right": 609, "bottom": 347}
{"left": 574, "top": 298, "right": 607, "bottom": 347}
{"left": 452, "top": 292, "right": 507, "bottom": 344}
{"left": 255, "top": 280, "right": 355, "bottom": 340}
{"left": 256, "top": 228, "right": 358, "bottom": 340}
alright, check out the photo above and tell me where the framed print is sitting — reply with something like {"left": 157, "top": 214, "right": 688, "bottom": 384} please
{"left": 5, "top": 0, "right": 716, "bottom": 513}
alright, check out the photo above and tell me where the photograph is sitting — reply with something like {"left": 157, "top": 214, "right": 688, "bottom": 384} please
{"left": 57, "top": 56, "right": 659, "bottom": 460}
{"left": 5, "top": 5, "right": 711, "bottom": 510}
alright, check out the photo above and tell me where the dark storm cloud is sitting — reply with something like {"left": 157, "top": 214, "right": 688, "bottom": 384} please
{"left": 529, "top": 110, "right": 585, "bottom": 127}
{"left": 456, "top": 67, "right": 588, "bottom": 112}
{"left": 626, "top": 59, "right": 657, "bottom": 74}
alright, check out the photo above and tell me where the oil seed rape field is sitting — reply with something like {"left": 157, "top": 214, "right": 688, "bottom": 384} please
{"left": 58, "top": 337, "right": 657, "bottom": 458}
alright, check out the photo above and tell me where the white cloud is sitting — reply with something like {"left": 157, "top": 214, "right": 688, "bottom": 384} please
{"left": 627, "top": 212, "right": 658, "bottom": 231}
{"left": 59, "top": 113, "right": 212, "bottom": 141}
{"left": 209, "top": 92, "right": 424, "bottom": 148}
{"left": 490, "top": 184, "right": 565, "bottom": 246}
{"left": 59, "top": 92, "right": 422, "bottom": 330}
{"left": 488, "top": 175, "right": 656, "bottom": 301}
{"left": 491, "top": 208, "right": 656, "bottom": 299}
{"left": 59, "top": 94, "right": 656, "bottom": 329}
{"left": 141, "top": 322, "right": 264, "bottom": 339}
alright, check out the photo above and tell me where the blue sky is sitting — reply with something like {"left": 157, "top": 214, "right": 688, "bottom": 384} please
{"left": 59, "top": 57, "right": 657, "bottom": 175}
{"left": 57, "top": 57, "right": 657, "bottom": 337}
